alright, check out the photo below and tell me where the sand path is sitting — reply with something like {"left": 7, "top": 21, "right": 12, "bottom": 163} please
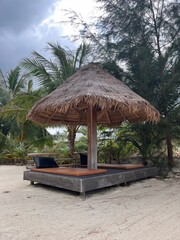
{"left": 0, "top": 165, "right": 180, "bottom": 240}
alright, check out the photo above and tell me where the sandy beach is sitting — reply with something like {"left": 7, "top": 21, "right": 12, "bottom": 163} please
{"left": 0, "top": 165, "right": 180, "bottom": 240}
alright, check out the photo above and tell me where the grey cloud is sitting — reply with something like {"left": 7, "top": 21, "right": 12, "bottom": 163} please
{"left": 0, "top": 25, "right": 74, "bottom": 72}
{"left": 0, "top": 0, "right": 75, "bottom": 73}
{"left": 0, "top": 0, "right": 57, "bottom": 34}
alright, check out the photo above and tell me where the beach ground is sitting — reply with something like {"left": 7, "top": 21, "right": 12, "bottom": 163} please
{"left": 0, "top": 165, "right": 180, "bottom": 240}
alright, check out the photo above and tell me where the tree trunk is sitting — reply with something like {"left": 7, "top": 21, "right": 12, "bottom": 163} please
{"left": 166, "top": 131, "right": 174, "bottom": 168}
{"left": 67, "top": 125, "right": 78, "bottom": 157}
{"left": 142, "top": 155, "right": 148, "bottom": 166}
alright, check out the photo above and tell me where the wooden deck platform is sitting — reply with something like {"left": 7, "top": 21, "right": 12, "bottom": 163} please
{"left": 23, "top": 167, "right": 157, "bottom": 195}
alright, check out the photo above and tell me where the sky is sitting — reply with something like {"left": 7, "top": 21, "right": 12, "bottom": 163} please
{"left": 0, "top": 0, "right": 99, "bottom": 73}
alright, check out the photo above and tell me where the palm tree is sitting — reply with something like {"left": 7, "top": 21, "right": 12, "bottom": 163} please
{"left": 0, "top": 67, "right": 53, "bottom": 155}
{"left": 0, "top": 67, "right": 27, "bottom": 148}
{"left": 21, "top": 42, "right": 91, "bottom": 156}
{"left": 0, "top": 67, "right": 26, "bottom": 99}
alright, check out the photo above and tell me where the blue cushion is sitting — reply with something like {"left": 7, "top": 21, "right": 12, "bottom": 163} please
{"left": 33, "top": 157, "right": 59, "bottom": 168}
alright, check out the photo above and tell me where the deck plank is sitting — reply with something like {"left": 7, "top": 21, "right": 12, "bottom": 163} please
{"left": 31, "top": 167, "right": 107, "bottom": 176}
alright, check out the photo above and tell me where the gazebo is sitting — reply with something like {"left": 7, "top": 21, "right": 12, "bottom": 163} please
{"left": 27, "top": 63, "right": 160, "bottom": 170}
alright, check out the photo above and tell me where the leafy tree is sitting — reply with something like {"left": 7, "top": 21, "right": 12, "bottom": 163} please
{"left": 0, "top": 66, "right": 53, "bottom": 158}
{"left": 98, "top": 125, "right": 136, "bottom": 163}
{"left": 1, "top": 90, "right": 53, "bottom": 147}
{"left": 0, "top": 67, "right": 27, "bottom": 152}
{"left": 0, "top": 67, "right": 26, "bottom": 99}
{"left": 77, "top": 0, "right": 180, "bottom": 167}
{"left": 75, "top": 127, "right": 88, "bottom": 153}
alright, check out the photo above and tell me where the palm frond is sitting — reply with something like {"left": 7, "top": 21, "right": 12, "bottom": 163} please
{"left": 0, "top": 69, "right": 7, "bottom": 89}
{"left": 78, "top": 43, "right": 91, "bottom": 68}
{"left": 7, "top": 67, "right": 25, "bottom": 96}
{"left": 22, "top": 58, "right": 52, "bottom": 89}
{"left": 27, "top": 80, "right": 33, "bottom": 93}
{"left": 0, "top": 70, "right": 11, "bottom": 105}
{"left": 32, "top": 51, "right": 64, "bottom": 87}
{"left": 47, "top": 42, "right": 74, "bottom": 79}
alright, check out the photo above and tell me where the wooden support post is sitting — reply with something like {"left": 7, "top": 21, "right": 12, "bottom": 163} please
{"left": 87, "top": 104, "right": 97, "bottom": 169}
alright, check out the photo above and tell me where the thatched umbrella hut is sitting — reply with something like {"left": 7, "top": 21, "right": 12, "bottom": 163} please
{"left": 27, "top": 63, "right": 160, "bottom": 169}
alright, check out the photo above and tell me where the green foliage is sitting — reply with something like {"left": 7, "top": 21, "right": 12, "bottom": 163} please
{"left": 0, "top": 67, "right": 26, "bottom": 99}
{"left": 127, "top": 123, "right": 163, "bottom": 165}
{"left": 75, "top": 140, "right": 88, "bottom": 153}
{"left": 150, "top": 156, "right": 169, "bottom": 178}
{"left": 98, "top": 125, "right": 136, "bottom": 163}
{"left": 0, "top": 42, "right": 91, "bottom": 162}
{"left": 0, "top": 137, "right": 27, "bottom": 164}
{"left": 0, "top": 131, "right": 9, "bottom": 153}
{"left": 77, "top": 0, "right": 180, "bottom": 167}
{"left": 75, "top": 137, "right": 88, "bottom": 153}
{"left": 40, "top": 132, "right": 70, "bottom": 159}
{"left": 0, "top": 66, "right": 54, "bottom": 161}
{"left": 0, "top": 89, "right": 53, "bottom": 146}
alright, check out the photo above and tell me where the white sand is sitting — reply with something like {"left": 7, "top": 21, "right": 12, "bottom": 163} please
{"left": 0, "top": 165, "right": 180, "bottom": 240}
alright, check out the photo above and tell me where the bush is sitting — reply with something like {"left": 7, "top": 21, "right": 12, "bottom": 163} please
{"left": 150, "top": 156, "right": 169, "bottom": 178}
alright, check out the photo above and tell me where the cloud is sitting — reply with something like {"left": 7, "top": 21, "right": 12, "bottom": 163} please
{"left": 52, "top": 0, "right": 100, "bottom": 37}
{"left": 0, "top": 0, "right": 57, "bottom": 34}
{"left": 0, "top": 0, "right": 70, "bottom": 73}
{"left": 0, "top": 0, "right": 99, "bottom": 73}
{"left": 0, "top": 25, "right": 70, "bottom": 71}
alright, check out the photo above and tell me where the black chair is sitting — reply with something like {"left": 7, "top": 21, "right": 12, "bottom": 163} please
{"left": 79, "top": 153, "right": 87, "bottom": 165}
{"left": 33, "top": 157, "right": 59, "bottom": 168}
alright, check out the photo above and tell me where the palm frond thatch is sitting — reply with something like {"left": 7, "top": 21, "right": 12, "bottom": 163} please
{"left": 27, "top": 63, "right": 160, "bottom": 126}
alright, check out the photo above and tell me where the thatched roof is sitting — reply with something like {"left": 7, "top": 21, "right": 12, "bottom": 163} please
{"left": 27, "top": 63, "right": 160, "bottom": 126}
